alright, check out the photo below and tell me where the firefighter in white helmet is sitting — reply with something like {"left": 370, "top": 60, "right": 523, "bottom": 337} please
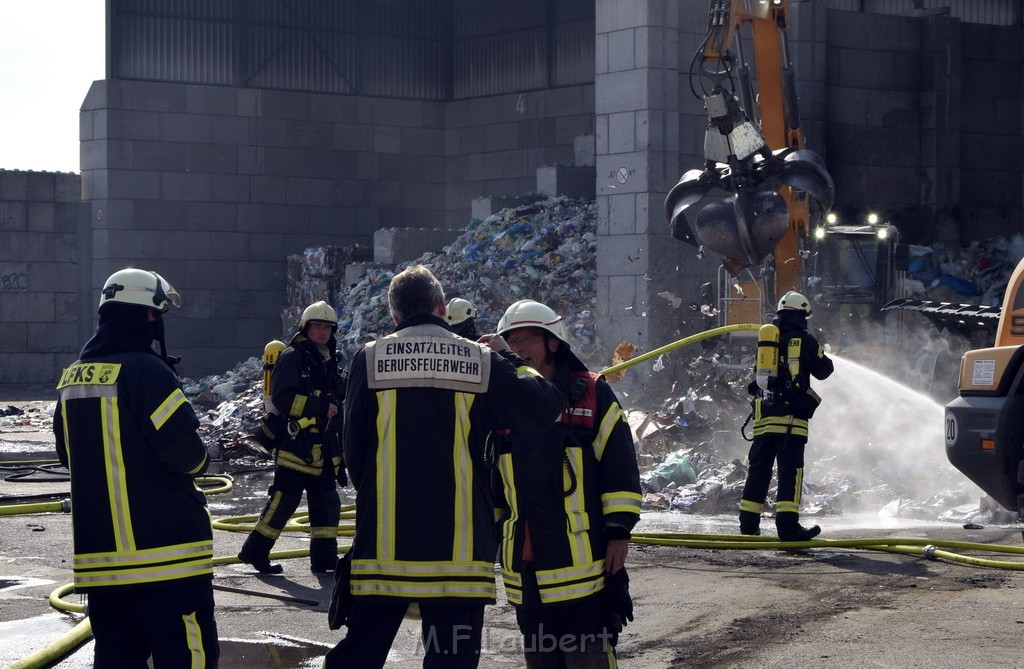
{"left": 740, "top": 291, "right": 834, "bottom": 541}
{"left": 444, "top": 297, "right": 480, "bottom": 339}
{"left": 492, "top": 299, "right": 642, "bottom": 667}
{"left": 239, "top": 300, "right": 347, "bottom": 574}
{"left": 54, "top": 268, "right": 219, "bottom": 666}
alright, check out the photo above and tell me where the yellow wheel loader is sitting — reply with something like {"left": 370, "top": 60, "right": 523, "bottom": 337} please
{"left": 944, "top": 257, "right": 1024, "bottom": 512}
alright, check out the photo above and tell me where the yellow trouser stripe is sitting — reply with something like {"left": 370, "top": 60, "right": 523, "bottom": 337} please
{"left": 183, "top": 611, "right": 205, "bottom": 669}
{"left": 255, "top": 491, "right": 284, "bottom": 539}
{"left": 739, "top": 499, "right": 764, "bottom": 514}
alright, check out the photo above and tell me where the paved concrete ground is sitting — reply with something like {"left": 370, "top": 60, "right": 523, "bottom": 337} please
{"left": 4, "top": 397, "right": 1024, "bottom": 668}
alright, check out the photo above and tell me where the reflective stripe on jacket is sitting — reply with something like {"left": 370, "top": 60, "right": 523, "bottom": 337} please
{"left": 753, "top": 326, "right": 834, "bottom": 433}
{"left": 271, "top": 333, "right": 344, "bottom": 476}
{"left": 54, "top": 353, "right": 213, "bottom": 591}
{"left": 495, "top": 369, "right": 642, "bottom": 606}
{"left": 343, "top": 316, "right": 565, "bottom": 602}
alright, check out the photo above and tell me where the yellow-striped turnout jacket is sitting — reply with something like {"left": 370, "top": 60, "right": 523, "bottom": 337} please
{"left": 54, "top": 352, "right": 213, "bottom": 592}
{"left": 494, "top": 368, "right": 642, "bottom": 606}
{"left": 342, "top": 315, "right": 564, "bottom": 603}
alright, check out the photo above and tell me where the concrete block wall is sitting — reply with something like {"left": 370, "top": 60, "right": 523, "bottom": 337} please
{"left": 958, "top": 22, "right": 1022, "bottom": 241}
{"left": 824, "top": 10, "right": 931, "bottom": 233}
{"left": 0, "top": 170, "right": 82, "bottom": 383}
{"left": 80, "top": 80, "right": 448, "bottom": 377}
{"left": 443, "top": 86, "right": 595, "bottom": 228}
{"left": 373, "top": 228, "right": 462, "bottom": 264}
{"left": 823, "top": 10, "right": 1021, "bottom": 243}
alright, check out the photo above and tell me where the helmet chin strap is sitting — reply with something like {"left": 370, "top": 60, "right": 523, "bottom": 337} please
{"left": 149, "top": 312, "right": 182, "bottom": 371}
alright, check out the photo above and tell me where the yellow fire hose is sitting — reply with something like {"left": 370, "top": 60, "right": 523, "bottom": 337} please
{"left": 599, "top": 323, "right": 761, "bottom": 377}
{"left": 24, "top": 523, "right": 1024, "bottom": 669}
{"left": 0, "top": 499, "right": 71, "bottom": 516}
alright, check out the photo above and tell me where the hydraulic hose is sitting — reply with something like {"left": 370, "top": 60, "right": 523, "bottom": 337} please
{"left": 599, "top": 323, "right": 761, "bottom": 377}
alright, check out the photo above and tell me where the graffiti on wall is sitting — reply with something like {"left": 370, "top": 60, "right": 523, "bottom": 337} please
{"left": 2, "top": 271, "right": 28, "bottom": 291}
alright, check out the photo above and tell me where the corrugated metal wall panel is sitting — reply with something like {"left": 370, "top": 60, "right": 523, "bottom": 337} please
{"left": 854, "top": 0, "right": 1020, "bottom": 24}
{"left": 360, "top": 0, "right": 449, "bottom": 39}
{"left": 110, "top": 0, "right": 595, "bottom": 98}
{"left": 454, "top": 28, "right": 547, "bottom": 99}
{"left": 114, "top": 13, "right": 235, "bottom": 84}
{"left": 242, "top": 26, "right": 357, "bottom": 94}
{"left": 862, "top": 0, "right": 915, "bottom": 13}
{"left": 117, "top": 0, "right": 234, "bottom": 20}
{"left": 363, "top": 37, "right": 448, "bottom": 100}
{"left": 552, "top": 19, "right": 595, "bottom": 87}
{"left": 245, "top": 0, "right": 354, "bottom": 30}
{"left": 453, "top": 0, "right": 547, "bottom": 39}
{"left": 941, "top": 0, "right": 1019, "bottom": 25}
{"left": 555, "top": 0, "right": 595, "bottom": 23}
{"left": 819, "top": 0, "right": 864, "bottom": 11}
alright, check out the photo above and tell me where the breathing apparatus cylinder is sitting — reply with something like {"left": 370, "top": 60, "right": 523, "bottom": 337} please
{"left": 755, "top": 323, "right": 780, "bottom": 394}
{"left": 262, "top": 340, "right": 286, "bottom": 411}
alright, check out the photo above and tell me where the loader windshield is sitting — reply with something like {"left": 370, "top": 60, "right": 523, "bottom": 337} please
{"left": 815, "top": 233, "right": 881, "bottom": 302}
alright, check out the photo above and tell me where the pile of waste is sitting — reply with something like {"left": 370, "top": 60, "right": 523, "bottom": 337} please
{"left": 164, "top": 207, "right": 1024, "bottom": 525}
{"left": 0, "top": 404, "right": 54, "bottom": 430}
{"left": 901, "top": 234, "right": 1024, "bottom": 305}
{"left": 330, "top": 197, "right": 599, "bottom": 365}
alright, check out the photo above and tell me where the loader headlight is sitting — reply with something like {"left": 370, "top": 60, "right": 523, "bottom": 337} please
{"left": 867, "top": 212, "right": 879, "bottom": 225}
{"left": 876, "top": 227, "right": 888, "bottom": 240}
{"left": 826, "top": 212, "right": 838, "bottom": 225}
{"left": 814, "top": 227, "right": 826, "bottom": 240}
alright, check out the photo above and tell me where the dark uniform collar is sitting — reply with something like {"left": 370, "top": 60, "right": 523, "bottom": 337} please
{"left": 395, "top": 313, "right": 449, "bottom": 332}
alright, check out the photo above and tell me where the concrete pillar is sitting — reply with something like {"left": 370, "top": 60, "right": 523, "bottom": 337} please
{"left": 595, "top": 0, "right": 709, "bottom": 368}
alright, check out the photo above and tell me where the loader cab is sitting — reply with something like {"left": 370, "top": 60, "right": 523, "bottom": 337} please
{"left": 807, "top": 212, "right": 908, "bottom": 360}
{"left": 810, "top": 212, "right": 905, "bottom": 314}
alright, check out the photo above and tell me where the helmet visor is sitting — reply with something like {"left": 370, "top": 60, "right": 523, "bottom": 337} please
{"left": 152, "top": 273, "right": 181, "bottom": 311}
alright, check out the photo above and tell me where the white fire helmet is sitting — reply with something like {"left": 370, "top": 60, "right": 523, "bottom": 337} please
{"left": 98, "top": 268, "right": 181, "bottom": 314}
{"left": 497, "top": 300, "right": 567, "bottom": 342}
{"left": 777, "top": 291, "right": 812, "bottom": 317}
{"left": 300, "top": 301, "right": 339, "bottom": 329}
{"left": 445, "top": 298, "right": 477, "bottom": 326}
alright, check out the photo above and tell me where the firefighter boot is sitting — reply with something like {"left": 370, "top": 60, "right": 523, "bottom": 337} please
{"left": 238, "top": 533, "right": 284, "bottom": 574}
{"left": 776, "top": 517, "right": 821, "bottom": 543}
{"left": 739, "top": 510, "right": 761, "bottom": 536}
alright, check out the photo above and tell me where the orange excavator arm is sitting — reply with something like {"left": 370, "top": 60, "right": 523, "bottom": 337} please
{"left": 666, "top": 0, "right": 831, "bottom": 300}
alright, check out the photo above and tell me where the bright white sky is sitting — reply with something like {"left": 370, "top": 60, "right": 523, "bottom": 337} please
{"left": 0, "top": 1, "right": 105, "bottom": 174}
